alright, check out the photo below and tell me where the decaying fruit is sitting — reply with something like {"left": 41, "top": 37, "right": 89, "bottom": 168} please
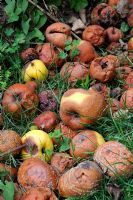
{"left": 91, "top": 83, "right": 109, "bottom": 97}
{"left": 59, "top": 88, "right": 106, "bottom": 130}
{"left": 39, "top": 90, "right": 57, "bottom": 112}
{"left": 115, "top": 66, "right": 132, "bottom": 80}
{"left": 124, "top": 71, "right": 133, "bottom": 89}
{"left": 18, "top": 157, "right": 57, "bottom": 190}
{"left": 70, "top": 130, "right": 105, "bottom": 159}
{"left": 89, "top": 55, "right": 117, "bottom": 82}
{"left": 91, "top": 3, "right": 119, "bottom": 27}
{"left": 127, "top": 9, "right": 133, "bottom": 27}
{"left": 82, "top": 25, "right": 105, "bottom": 46}
{"left": 2, "top": 83, "right": 39, "bottom": 117}
{"left": 58, "top": 160, "right": 103, "bottom": 197}
{"left": 20, "top": 48, "right": 38, "bottom": 63}
{"left": 104, "top": 27, "right": 123, "bottom": 43}
{"left": 94, "top": 141, "right": 133, "bottom": 178}
{"left": 120, "top": 88, "right": 133, "bottom": 109}
{"left": 45, "top": 22, "right": 72, "bottom": 49}
{"left": 33, "top": 111, "right": 59, "bottom": 132}
{"left": 21, "top": 130, "right": 53, "bottom": 161}
{"left": 60, "top": 62, "right": 89, "bottom": 85}
{"left": 128, "top": 37, "right": 133, "bottom": 50}
{"left": 36, "top": 43, "right": 64, "bottom": 68}
{"left": 70, "top": 40, "right": 97, "bottom": 63}
{"left": 0, "top": 130, "right": 22, "bottom": 157}
{"left": 51, "top": 153, "right": 74, "bottom": 175}
{"left": 21, "top": 187, "right": 58, "bottom": 200}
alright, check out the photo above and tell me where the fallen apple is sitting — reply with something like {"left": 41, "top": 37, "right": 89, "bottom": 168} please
{"left": 21, "top": 130, "right": 53, "bottom": 161}
{"left": 70, "top": 130, "right": 105, "bottom": 159}
{"left": 23, "top": 59, "right": 48, "bottom": 82}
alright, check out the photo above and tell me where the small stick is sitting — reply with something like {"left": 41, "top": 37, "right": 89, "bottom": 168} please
{"left": 28, "top": 0, "right": 80, "bottom": 40}
{"left": 0, "top": 144, "right": 27, "bottom": 158}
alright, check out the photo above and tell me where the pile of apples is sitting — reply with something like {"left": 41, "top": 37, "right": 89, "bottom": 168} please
{"left": 0, "top": 0, "right": 133, "bottom": 199}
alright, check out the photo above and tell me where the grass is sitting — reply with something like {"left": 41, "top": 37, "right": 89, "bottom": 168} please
{"left": 0, "top": 1, "right": 133, "bottom": 199}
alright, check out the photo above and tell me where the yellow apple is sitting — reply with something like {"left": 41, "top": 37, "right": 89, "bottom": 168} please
{"left": 23, "top": 59, "right": 48, "bottom": 82}
{"left": 21, "top": 130, "right": 53, "bottom": 161}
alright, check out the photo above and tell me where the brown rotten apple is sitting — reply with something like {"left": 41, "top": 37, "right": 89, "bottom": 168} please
{"left": 0, "top": 130, "right": 22, "bottom": 158}
{"left": 59, "top": 88, "right": 106, "bottom": 130}
{"left": 33, "top": 111, "right": 59, "bottom": 132}
{"left": 36, "top": 43, "right": 64, "bottom": 68}
{"left": 39, "top": 90, "right": 57, "bottom": 112}
{"left": 124, "top": 71, "right": 133, "bottom": 89}
{"left": 60, "top": 62, "right": 89, "bottom": 85}
{"left": 91, "top": 83, "right": 109, "bottom": 97}
{"left": 104, "top": 27, "right": 123, "bottom": 43}
{"left": 58, "top": 160, "right": 103, "bottom": 197}
{"left": 82, "top": 25, "right": 105, "bottom": 46}
{"left": 2, "top": 83, "right": 39, "bottom": 117}
{"left": 115, "top": 66, "right": 132, "bottom": 80}
{"left": 120, "top": 88, "right": 133, "bottom": 109}
{"left": 21, "top": 187, "right": 58, "bottom": 200}
{"left": 70, "top": 130, "right": 105, "bottom": 159}
{"left": 91, "top": 3, "right": 119, "bottom": 27}
{"left": 94, "top": 141, "right": 133, "bottom": 178}
{"left": 18, "top": 157, "right": 57, "bottom": 190}
{"left": 51, "top": 153, "right": 74, "bottom": 175}
{"left": 89, "top": 55, "right": 118, "bottom": 82}
{"left": 45, "top": 22, "right": 72, "bottom": 49}
{"left": 53, "top": 122, "right": 77, "bottom": 144}
{"left": 20, "top": 48, "right": 38, "bottom": 63}
{"left": 127, "top": 9, "right": 133, "bottom": 27}
{"left": 70, "top": 40, "right": 97, "bottom": 63}
{"left": 0, "top": 163, "right": 17, "bottom": 180}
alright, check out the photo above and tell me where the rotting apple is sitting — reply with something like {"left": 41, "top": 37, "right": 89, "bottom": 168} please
{"left": 20, "top": 48, "right": 38, "bottom": 63}
{"left": 94, "top": 141, "right": 133, "bottom": 178}
{"left": 60, "top": 62, "right": 89, "bottom": 85}
{"left": 124, "top": 71, "right": 133, "bottom": 89}
{"left": 91, "top": 3, "right": 119, "bottom": 27}
{"left": 120, "top": 88, "right": 133, "bottom": 110}
{"left": 82, "top": 25, "right": 105, "bottom": 46}
{"left": 17, "top": 157, "right": 57, "bottom": 190}
{"left": 70, "top": 130, "right": 105, "bottom": 159}
{"left": 0, "top": 130, "right": 22, "bottom": 158}
{"left": 51, "top": 153, "right": 74, "bottom": 175}
{"left": 45, "top": 22, "right": 72, "bottom": 49}
{"left": 58, "top": 160, "right": 103, "bottom": 197}
{"left": 59, "top": 88, "right": 106, "bottom": 130}
{"left": 21, "top": 130, "right": 53, "bottom": 161}
{"left": 104, "top": 27, "right": 123, "bottom": 43}
{"left": 22, "top": 59, "right": 48, "bottom": 82}
{"left": 2, "top": 83, "right": 39, "bottom": 117}
{"left": 128, "top": 37, "right": 133, "bottom": 50}
{"left": 69, "top": 40, "right": 97, "bottom": 63}
{"left": 36, "top": 43, "right": 64, "bottom": 69}
{"left": 33, "top": 111, "right": 59, "bottom": 132}
{"left": 127, "top": 8, "right": 133, "bottom": 27}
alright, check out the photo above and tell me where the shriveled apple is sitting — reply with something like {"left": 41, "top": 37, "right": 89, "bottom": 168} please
{"left": 33, "top": 111, "right": 59, "bottom": 132}
{"left": 94, "top": 141, "right": 133, "bottom": 178}
{"left": 18, "top": 157, "right": 57, "bottom": 190}
{"left": 58, "top": 160, "right": 103, "bottom": 197}
{"left": 59, "top": 88, "right": 106, "bottom": 130}
{"left": 70, "top": 130, "right": 105, "bottom": 159}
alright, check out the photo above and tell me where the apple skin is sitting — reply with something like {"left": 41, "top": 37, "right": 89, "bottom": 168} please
{"left": 23, "top": 59, "right": 48, "bottom": 82}
{"left": 21, "top": 130, "right": 53, "bottom": 161}
{"left": 70, "top": 130, "right": 105, "bottom": 159}
{"left": 120, "top": 88, "right": 133, "bottom": 109}
{"left": 59, "top": 88, "right": 106, "bottom": 130}
{"left": 128, "top": 37, "right": 133, "bottom": 50}
{"left": 104, "top": 27, "right": 123, "bottom": 43}
{"left": 33, "top": 111, "right": 59, "bottom": 132}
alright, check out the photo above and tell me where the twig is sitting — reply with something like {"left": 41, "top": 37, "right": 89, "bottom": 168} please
{"left": 28, "top": 0, "right": 80, "bottom": 40}
{"left": 0, "top": 144, "right": 27, "bottom": 158}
